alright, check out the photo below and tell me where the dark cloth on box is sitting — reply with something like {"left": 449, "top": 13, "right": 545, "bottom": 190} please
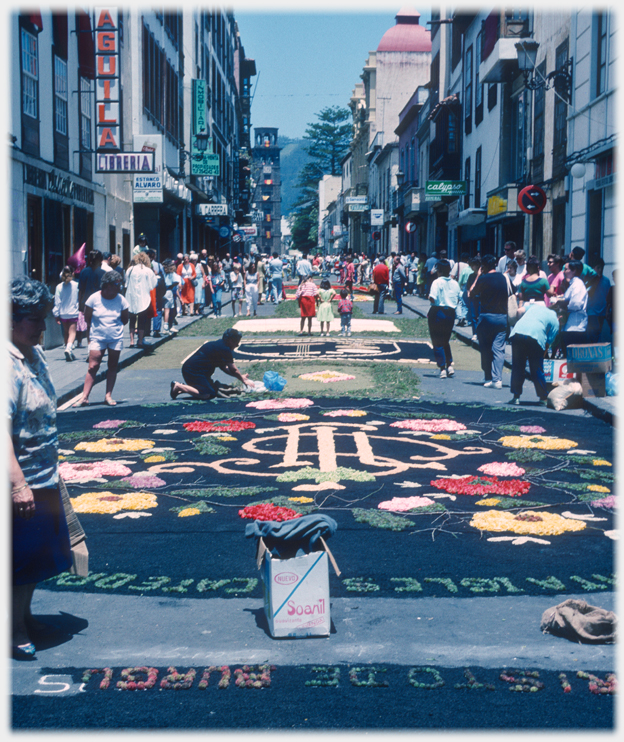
{"left": 540, "top": 598, "right": 617, "bottom": 644}
{"left": 13, "top": 486, "right": 72, "bottom": 585}
{"left": 245, "top": 513, "right": 337, "bottom": 559}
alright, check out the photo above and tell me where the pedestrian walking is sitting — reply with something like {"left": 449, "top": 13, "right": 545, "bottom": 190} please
{"left": 371, "top": 259, "right": 390, "bottom": 314}
{"left": 230, "top": 264, "right": 245, "bottom": 317}
{"left": 125, "top": 251, "right": 158, "bottom": 348}
{"left": 295, "top": 274, "right": 319, "bottom": 336}
{"left": 210, "top": 260, "right": 226, "bottom": 317}
{"left": 162, "top": 259, "right": 181, "bottom": 333}
{"left": 245, "top": 262, "right": 259, "bottom": 316}
{"left": 77, "top": 249, "right": 105, "bottom": 347}
{"left": 469, "top": 254, "right": 512, "bottom": 388}
{"left": 176, "top": 254, "right": 196, "bottom": 316}
{"left": 316, "top": 278, "right": 336, "bottom": 336}
{"left": 586, "top": 258, "right": 611, "bottom": 343}
{"left": 75, "top": 270, "right": 129, "bottom": 406}
{"left": 508, "top": 303, "right": 560, "bottom": 406}
{"left": 191, "top": 253, "right": 207, "bottom": 316}
{"left": 338, "top": 289, "right": 353, "bottom": 337}
{"left": 392, "top": 256, "right": 407, "bottom": 315}
{"left": 53, "top": 266, "right": 79, "bottom": 361}
{"left": 496, "top": 241, "right": 517, "bottom": 273}
{"left": 268, "top": 252, "right": 284, "bottom": 304}
{"left": 451, "top": 253, "right": 472, "bottom": 326}
{"left": 464, "top": 257, "right": 482, "bottom": 341}
{"left": 296, "top": 254, "right": 313, "bottom": 285}
{"left": 428, "top": 259, "right": 461, "bottom": 377}
{"left": 10, "top": 277, "right": 73, "bottom": 660}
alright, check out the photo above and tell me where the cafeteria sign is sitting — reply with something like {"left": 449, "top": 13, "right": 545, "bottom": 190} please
{"left": 425, "top": 180, "right": 467, "bottom": 201}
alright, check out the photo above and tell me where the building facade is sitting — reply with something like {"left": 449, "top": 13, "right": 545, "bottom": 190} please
{"left": 10, "top": 7, "right": 257, "bottom": 285}
{"left": 250, "top": 127, "right": 282, "bottom": 256}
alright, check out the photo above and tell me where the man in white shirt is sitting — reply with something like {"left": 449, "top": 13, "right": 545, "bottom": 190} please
{"left": 552, "top": 259, "right": 588, "bottom": 355}
{"left": 268, "top": 252, "right": 284, "bottom": 303}
{"left": 496, "top": 241, "right": 516, "bottom": 273}
{"left": 296, "top": 254, "right": 313, "bottom": 284}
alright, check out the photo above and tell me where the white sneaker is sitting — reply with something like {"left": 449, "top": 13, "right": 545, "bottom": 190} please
{"left": 493, "top": 380, "right": 503, "bottom": 389}
{"left": 440, "top": 369, "right": 447, "bottom": 379}
{"left": 347, "top": 331, "right": 351, "bottom": 337}
{"left": 471, "top": 335, "right": 478, "bottom": 342}
{"left": 484, "top": 380, "right": 494, "bottom": 388}
{"left": 446, "top": 365, "right": 454, "bottom": 377}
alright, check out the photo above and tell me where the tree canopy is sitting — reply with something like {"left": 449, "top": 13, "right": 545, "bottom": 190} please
{"left": 291, "top": 106, "right": 352, "bottom": 253}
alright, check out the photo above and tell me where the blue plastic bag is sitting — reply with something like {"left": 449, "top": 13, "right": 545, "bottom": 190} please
{"left": 605, "top": 371, "right": 618, "bottom": 396}
{"left": 263, "top": 370, "right": 287, "bottom": 392}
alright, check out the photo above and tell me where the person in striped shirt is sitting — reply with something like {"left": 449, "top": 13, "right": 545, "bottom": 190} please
{"left": 295, "top": 275, "right": 319, "bottom": 336}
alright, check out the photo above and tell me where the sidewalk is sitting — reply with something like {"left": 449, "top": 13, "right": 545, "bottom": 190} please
{"left": 398, "top": 291, "right": 617, "bottom": 426}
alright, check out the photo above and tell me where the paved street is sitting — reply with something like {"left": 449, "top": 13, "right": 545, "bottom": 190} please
{"left": 12, "top": 289, "right": 617, "bottom": 731}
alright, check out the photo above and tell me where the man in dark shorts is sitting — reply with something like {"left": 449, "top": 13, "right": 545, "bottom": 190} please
{"left": 170, "top": 328, "right": 250, "bottom": 400}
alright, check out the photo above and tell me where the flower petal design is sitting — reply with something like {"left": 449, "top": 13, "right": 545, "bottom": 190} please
{"left": 561, "top": 511, "right": 608, "bottom": 522}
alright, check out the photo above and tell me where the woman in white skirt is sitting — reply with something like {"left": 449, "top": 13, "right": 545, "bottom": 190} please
{"left": 191, "top": 253, "right": 206, "bottom": 315}
{"left": 245, "top": 262, "right": 259, "bottom": 316}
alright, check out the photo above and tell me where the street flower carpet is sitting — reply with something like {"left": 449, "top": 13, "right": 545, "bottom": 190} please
{"left": 14, "top": 378, "right": 617, "bottom": 730}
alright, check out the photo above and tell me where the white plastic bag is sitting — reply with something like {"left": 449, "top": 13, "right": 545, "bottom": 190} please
{"left": 547, "top": 380, "right": 583, "bottom": 411}
{"left": 245, "top": 380, "right": 266, "bottom": 393}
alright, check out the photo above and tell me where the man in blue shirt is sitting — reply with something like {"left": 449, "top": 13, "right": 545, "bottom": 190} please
{"left": 170, "top": 328, "right": 250, "bottom": 400}
{"left": 508, "top": 303, "right": 560, "bottom": 405}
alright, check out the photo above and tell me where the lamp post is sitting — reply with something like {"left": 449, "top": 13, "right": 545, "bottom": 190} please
{"left": 515, "top": 40, "right": 573, "bottom": 99}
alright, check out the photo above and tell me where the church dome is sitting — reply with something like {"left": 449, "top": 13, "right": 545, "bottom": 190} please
{"left": 377, "top": 8, "right": 432, "bottom": 53}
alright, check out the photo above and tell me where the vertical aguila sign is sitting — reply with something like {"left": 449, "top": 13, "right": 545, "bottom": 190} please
{"left": 95, "top": 7, "right": 120, "bottom": 152}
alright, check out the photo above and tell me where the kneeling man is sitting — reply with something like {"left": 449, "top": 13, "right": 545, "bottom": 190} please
{"left": 170, "top": 328, "right": 250, "bottom": 400}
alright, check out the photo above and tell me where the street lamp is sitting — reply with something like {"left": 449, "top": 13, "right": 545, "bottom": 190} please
{"left": 515, "top": 40, "right": 573, "bottom": 99}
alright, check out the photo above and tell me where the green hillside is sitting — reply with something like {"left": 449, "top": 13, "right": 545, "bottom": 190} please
{"left": 278, "top": 136, "right": 312, "bottom": 216}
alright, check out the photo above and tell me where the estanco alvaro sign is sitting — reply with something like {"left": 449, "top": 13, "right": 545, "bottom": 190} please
{"left": 425, "top": 180, "right": 467, "bottom": 201}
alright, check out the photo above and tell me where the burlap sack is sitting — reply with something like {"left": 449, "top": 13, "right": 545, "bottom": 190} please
{"left": 541, "top": 598, "right": 616, "bottom": 644}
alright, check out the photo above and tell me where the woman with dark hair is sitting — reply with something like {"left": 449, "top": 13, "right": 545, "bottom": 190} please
{"left": 551, "top": 260, "right": 589, "bottom": 355}
{"left": 53, "top": 266, "right": 79, "bottom": 361}
{"left": 244, "top": 261, "right": 259, "bottom": 317}
{"left": 469, "top": 253, "right": 513, "bottom": 388}
{"left": 125, "top": 251, "right": 158, "bottom": 348}
{"left": 517, "top": 256, "right": 554, "bottom": 306}
{"left": 316, "top": 278, "right": 336, "bottom": 336}
{"left": 10, "top": 277, "right": 72, "bottom": 660}
{"left": 176, "top": 254, "right": 196, "bottom": 315}
{"left": 428, "top": 259, "right": 461, "bottom": 378}
{"left": 295, "top": 274, "right": 319, "bottom": 336}
{"left": 77, "top": 249, "right": 105, "bottom": 348}
{"left": 75, "top": 270, "right": 129, "bottom": 406}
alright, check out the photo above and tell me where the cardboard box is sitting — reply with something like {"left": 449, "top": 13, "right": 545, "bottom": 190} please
{"left": 566, "top": 343, "right": 612, "bottom": 374}
{"left": 543, "top": 359, "right": 575, "bottom": 384}
{"left": 579, "top": 372, "right": 606, "bottom": 398}
{"left": 257, "top": 537, "right": 340, "bottom": 638}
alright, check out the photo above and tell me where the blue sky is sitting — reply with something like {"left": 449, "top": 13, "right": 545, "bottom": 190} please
{"left": 235, "top": 7, "right": 432, "bottom": 140}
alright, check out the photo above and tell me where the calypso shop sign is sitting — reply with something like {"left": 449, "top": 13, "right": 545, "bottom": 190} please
{"left": 425, "top": 180, "right": 467, "bottom": 201}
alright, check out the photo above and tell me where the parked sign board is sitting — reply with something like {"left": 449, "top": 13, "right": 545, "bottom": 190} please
{"left": 370, "top": 209, "right": 384, "bottom": 225}
{"left": 348, "top": 203, "right": 367, "bottom": 212}
{"left": 132, "top": 134, "right": 162, "bottom": 202}
{"left": 345, "top": 196, "right": 368, "bottom": 205}
{"left": 425, "top": 180, "right": 467, "bottom": 201}
{"left": 197, "top": 203, "right": 228, "bottom": 216}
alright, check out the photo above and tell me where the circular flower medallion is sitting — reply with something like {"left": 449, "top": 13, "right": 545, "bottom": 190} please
{"left": 498, "top": 435, "right": 578, "bottom": 450}
{"left": 75, "top": 438, "right": 155, "bottom": 453}
{"left": 70, "top": 491, "right": 158, "bottom": 514}
{"left": 470, "top": 510, "right": 586, "bottom": 536}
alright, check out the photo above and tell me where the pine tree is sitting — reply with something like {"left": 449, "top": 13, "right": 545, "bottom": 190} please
{"left": 291, "top": 106, "right": 352, "bottom": 253}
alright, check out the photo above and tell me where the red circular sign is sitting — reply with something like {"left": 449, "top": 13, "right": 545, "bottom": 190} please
{"left": 518, "top": 185, "right": 547, "bottom": 215}
{"left": 405, "top": 221, "right": 417, "bottom": 233}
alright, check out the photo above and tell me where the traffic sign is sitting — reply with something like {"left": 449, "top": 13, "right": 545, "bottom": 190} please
{"left": 219, "top": 226, "right": 230, "bottom": 238}
{"left": 405, "top": 221, "right": 417, "bottom": 233}
{"left": 518, "top": 185, "right": 547, "bottom": 214}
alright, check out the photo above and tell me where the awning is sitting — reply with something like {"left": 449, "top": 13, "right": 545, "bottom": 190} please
{"left": 23, "top": 12, "right": 43, "bottom": 31}
{"left": 455, "top": 207, "right": 486, "bottom": 226}
{"left": 76, "top": 9, "right": 95, "bottom": 79}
